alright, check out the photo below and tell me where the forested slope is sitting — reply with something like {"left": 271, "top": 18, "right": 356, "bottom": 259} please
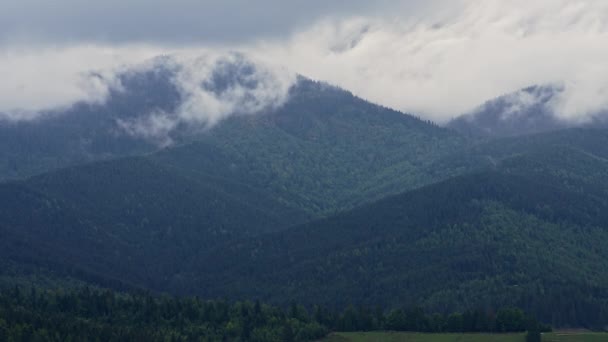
{"left": 0, "top": 156, "right": 307, "bottom": 292}
{"left": 2, "top": 61, "right": 608, "bottom": 330}
{"left": 150, "top": 79, "right": 467, "bottom": 215}
{"left": 192, "top": 142, "right": 608, "bottom": 328}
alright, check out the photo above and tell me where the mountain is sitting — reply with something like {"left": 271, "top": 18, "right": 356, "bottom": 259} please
{"left": 2, "top": 53, "right": 608, "bottom": 330}
{"left": 448, "top": 85, "right": 608, "bottom": 138}
{"left": 0, "top": 53, "right": 296, "bottom": 181}
{"left": 149, "top": 79, "right": 467, "bottom": 215}
{"left": 0, "top": 56, "right": 469, "bottom": 294}
{"left": 0, "top": 54, "right": 466, "bottom": 215}
{"left": 188, "top": 129, "right": 608, "bottom": 328}
{"left": 431, "top": 127, "right": 608, "bottom": 180}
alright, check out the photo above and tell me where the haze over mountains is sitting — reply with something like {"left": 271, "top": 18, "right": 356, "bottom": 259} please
{"left": 449, "top": 85, "right": 608, "bottom": 137}
{"left": 1, "top": 53, "right": 608, "bottom": 331}
{"left": 2, "top": 52, "right": 605, "bottom": 182}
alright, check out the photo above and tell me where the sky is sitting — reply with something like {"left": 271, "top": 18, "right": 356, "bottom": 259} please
{"left": 1, "top": 0, "right": 608, "bottom": 123}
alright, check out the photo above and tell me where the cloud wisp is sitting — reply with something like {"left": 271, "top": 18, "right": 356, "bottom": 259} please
{"left": 0, "top": 45, "right": 162, "bottom": 120}
{"left": 116, "top": 52, "right": 296, "bottom": 146}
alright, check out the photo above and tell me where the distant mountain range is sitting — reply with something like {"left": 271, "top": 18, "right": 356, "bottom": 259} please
{"left": 1, "top": 55, "right": 608, "bottom": 329}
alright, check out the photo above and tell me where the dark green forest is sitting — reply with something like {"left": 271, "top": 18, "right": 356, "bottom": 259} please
{"left": 1, "top": 63, "right": 608, "bottom": 338}
{"left": 0, "top": 286, "right": 545, "bottom": 342}
{"left": 3, "top": 129, "right": 608, "bottom": 329}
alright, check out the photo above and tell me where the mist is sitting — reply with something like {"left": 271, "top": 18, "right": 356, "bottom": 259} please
{"left": 116, "top": 52, "right": 295, "bottom": 145}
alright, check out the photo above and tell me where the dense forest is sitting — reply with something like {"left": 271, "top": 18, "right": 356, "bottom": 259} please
{"left": 4, "top": 128, "right": 608, "bottom": 328}
{"left": 0, "top": 287, "right": 545, "bottom": 342}
{"left": 1, "top": 58, "right": 608, "bottom": 337}
{"left": 2, "top": 127, "right": 608, "bottom": 329}
{"left": 194, "top": 171, "right": 608, "bottom": 329}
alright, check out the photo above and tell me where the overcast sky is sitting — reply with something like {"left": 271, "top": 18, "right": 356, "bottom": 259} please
{"left": 1, "top": 0, "right": 608, "bottom": 123}
{"left": 0, "top": 0, "right": 436, "bottom": 45}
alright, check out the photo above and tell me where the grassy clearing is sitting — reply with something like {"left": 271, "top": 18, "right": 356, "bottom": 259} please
{"left": 322, "top": 332, "right": 525, "bottom": 342}
{"left": 543, "top": 332, "right": 608, "bottom": 342}
{"left": 322, "top": 331, "right": 608, "bottom": 342}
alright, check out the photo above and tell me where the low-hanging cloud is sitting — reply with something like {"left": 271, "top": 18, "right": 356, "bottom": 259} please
{"left": 0, "top": 45, "right": 162, "bottom": 120}
{"left": 116, "top": 52, "right": 296, "bottom": 145}
{"left": 2, "top": 0, "right": 608, "bottom": 125}
{"left": 249, "top": 0, "right": 608, "bottom": 122}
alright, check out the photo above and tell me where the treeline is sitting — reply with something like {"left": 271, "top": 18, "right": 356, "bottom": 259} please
{"left": 316, "top": 305, "right": 549, "bottom": 334}
{"left": 0, "top": 287, "right": 548, "bottom": 342}
{"left": 0, "top": 287, "right": 327, "bottom": 342}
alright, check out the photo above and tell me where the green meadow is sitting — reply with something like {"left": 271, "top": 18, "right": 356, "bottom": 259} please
{"left": 323, "top": 332, "right": 525, "bottom": 342}
{"left": 323, "top": 331, "right": 608, "bottom": 342}
{"left": 543, "top": 332, "right": 608, "bottom": 342}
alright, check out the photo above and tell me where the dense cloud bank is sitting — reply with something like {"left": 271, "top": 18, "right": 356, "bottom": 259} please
{"left": 1, "top": 0, "right": 608, "bottom": 123}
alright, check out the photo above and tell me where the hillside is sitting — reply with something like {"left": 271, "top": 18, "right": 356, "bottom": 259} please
{"left": 2, "top": 127, "right": 608, "bottom": 328}
{"left": 6, "top": 1, "right": 608, "bottom": 339}
{"left": 448, "top": 86, "right": 566, "bottom": 138}
{"left": 0, "top": 63, "right": 180, "bottom": 181}
{"left": 2, "top": 55, "right": 608, "bottom": 330}
{"left": 0, "top": 56, "right": 465, "bottom": 199}
{"left": 0, "top": 76, "right": 469, "bottom": 294}
{"left": 431, "top": 128, "right": 608, "bottom": 185}
{"left": 151, "top": 79, "right": 467, "bottom": 215}
{"left": 0, "top": 157, "right": 308, "bottom": 292}
{"left": 191, "top": 138, "right": 608, "bottom": 328}
{"left": 0, "top": 56, "right": 467, "bottom": 214}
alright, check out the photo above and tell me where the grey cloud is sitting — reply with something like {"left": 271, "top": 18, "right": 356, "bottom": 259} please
{"left": 0, "top": 0, "right": 429, "bottom": 45}
{"left": 2, "top": 0, "right": 608, "bottom": 125}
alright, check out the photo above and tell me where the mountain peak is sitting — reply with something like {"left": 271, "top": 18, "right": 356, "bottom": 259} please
{"left": 448, "top": 85, "right": 570, "bottom": 138}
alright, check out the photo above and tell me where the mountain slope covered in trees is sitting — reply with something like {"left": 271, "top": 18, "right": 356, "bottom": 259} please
{"left": 1, "top": 126, "right": 608, "bottom": 329}
{"left": 1, "top": 54, "right": 608, "bottom": 331}
{"left": 190, "top": 134, "right": 608, "bottom": 328}
{"left": 150, "top": 79, "right": 467, "bottom": 215}
{"left": 0, "top": 156, "right": 308, "bottom": 292}
{"left": 0, "top": 75, "right": 469, "bottom": 295}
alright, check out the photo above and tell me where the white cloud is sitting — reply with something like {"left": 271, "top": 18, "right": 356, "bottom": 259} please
{"left": 0, "top": 45, "right": 161, "bottom": 120}
{"left": 2, "top": 0, "right": 608, "bottom": 125}
{"left": 172, "top": 53, "right": 295, "bottom": 126}
{"left": 250, "top": 0, "right": 608, "bottom": 122}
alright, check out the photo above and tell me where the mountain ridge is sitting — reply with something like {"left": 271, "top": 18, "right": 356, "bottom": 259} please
{"left": 448, "top": 85, "right": 608, "bottom": 138}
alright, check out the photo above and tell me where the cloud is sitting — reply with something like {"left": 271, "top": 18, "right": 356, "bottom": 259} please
{"left": 116, "top": 110, "right": 178, "bottom": 147}
{"left": 116, "top": 52, "right": 296, "bottom": 145}
{"left": 0, "top": 0, "right": 430, "bottom": 46}
{"left": 2, "top": 0, "right": 608, "bottom": 125}
{"left": 249, "top": 0, "right": 608, "bottom": 122}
